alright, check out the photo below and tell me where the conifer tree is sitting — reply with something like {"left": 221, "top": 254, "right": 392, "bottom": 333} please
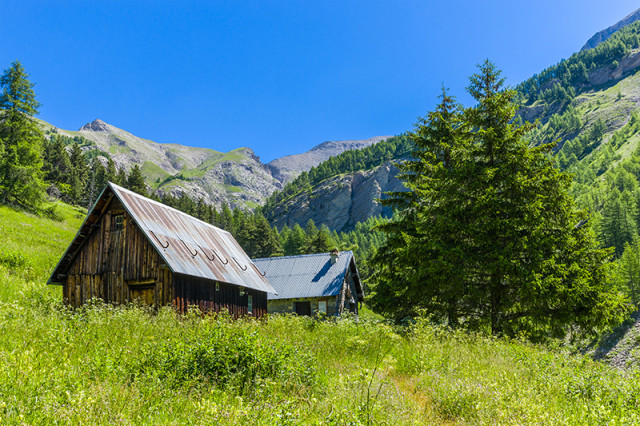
{"left": 87, "top": 157, "right": 107, "bottom": 208}
{"left": 126, "top": 164, "right": 147, "bottom": 196}
{"left": 68, "top": 143, "right": 89, "bottom": 204}
{"left": 0, "top": 61, "right": 45, "bottom": 207}
{"left": 105, "top": 158, "right": 118, "bottom": 184}
{"left": 372, "top": 61, "right": 626, "bottom": 340}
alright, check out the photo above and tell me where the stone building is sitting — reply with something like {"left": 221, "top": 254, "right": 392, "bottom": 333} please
{"left": 252, "top": 250, "right": 363, "bottom": 316}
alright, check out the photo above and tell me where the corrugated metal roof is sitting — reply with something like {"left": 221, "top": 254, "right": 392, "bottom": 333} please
{"left": 49, "top": 182, "right": 276, "bottom": 294}
{"left": 252, "top": 251, "right": 360, "bottom": 300}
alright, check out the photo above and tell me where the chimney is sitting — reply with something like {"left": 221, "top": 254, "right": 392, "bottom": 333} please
{"left": 330, "top": 249, "right": 340, "bottom": 264}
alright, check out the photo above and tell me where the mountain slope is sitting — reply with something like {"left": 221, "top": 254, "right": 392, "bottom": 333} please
{"left": 262, "top": 135, "right": 412, "bottom": 231}
{"left": 39, "top": 119, "right": 282, "bottom": 209}
{"left": 267, "top": 136, "right": 392, "bottom": 183}
{"left": 267, "top": 162, "right": 404, "bottom": 231}
{"left": 38, "top": 118, "right": 394, "bottom": 211}
{"left": 581, "top": 8, "right": 640, "bottom": 51}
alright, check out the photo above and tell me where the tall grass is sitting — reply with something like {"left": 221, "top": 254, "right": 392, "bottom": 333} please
{"left": 1, "top": 202, "right": 640, "bottom": 424}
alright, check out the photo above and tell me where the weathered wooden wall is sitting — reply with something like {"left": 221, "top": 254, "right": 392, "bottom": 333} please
{"left": 337, "top": 272, "right": 359, "bottom": 315}
{"left": 61, "top": 198, "right": 267, "bottom": 318}
{"left": 63, "top": 199, "right": 173, "bottom": 307}
{"left": 173, "top": 274, "right": 266, "bottom": 318}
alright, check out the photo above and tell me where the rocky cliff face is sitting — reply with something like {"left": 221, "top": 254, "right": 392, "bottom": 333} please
{"left": 581, "top": 8, "right": 640, "bottom": 51}
{"left": 154, "top": 147, "right": 283, "bottom": 209}
{"left": 267, "top": 136, "right": 392, "bottom": 183}
{"left": 267, "top": 162, "right": 405, "bottom": 231}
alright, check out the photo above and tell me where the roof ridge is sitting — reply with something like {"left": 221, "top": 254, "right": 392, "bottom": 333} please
{"left": 253, "top": 250, "right": 353, "bottom": 262}
{"left": 109, "top": 182, "right": 230, "bottom": 235}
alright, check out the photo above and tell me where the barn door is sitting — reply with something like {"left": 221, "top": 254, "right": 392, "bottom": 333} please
{"left": 129, "top": 284, "right": 156, "bottom": 306}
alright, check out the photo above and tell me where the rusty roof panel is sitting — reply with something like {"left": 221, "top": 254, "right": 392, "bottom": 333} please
{"left": 111, "top": 184, "right": 276, "bottom": 294}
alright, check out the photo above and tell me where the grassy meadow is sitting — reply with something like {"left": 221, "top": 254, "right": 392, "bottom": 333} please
{"left": 1, "top": 203, "right": 640, "bottom": 424}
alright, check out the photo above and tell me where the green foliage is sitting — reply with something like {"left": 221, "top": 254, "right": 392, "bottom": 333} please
{"left": 372, "top": 62, "right": 627, "bottom": 340}
{"left": 126, "top": 164, "right": 147, "bottom": 197}
{"left": 616, "top": 238, "right": 640, "bottom": 306}
{"left": 0, "top": 61, "right": 45, "bottom": 208}
{"left": 132, "top": 315, "right": 316, "bottom": 391}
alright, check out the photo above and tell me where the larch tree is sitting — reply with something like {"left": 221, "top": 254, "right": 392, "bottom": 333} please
{"left": 0, "top": 61, "right": 45, "bottom": 207}
{"left": 372, "top": 61, "right": 627, "bottom": 340}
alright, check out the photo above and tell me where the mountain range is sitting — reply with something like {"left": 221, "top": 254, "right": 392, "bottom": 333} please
{"left": 38, "top": 117, "right": 391, "bottom": 212}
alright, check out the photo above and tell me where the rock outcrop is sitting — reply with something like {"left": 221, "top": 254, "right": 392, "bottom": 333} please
{"left": 267, "top": 162, "right": 405, "bottom": 231}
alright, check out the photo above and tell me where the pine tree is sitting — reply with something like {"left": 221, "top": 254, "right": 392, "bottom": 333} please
{"left": 42, "top": 135, "right": 72, "bottom": 190}
{"left": 283, "top": 224, "right": 307, "bottom": 255}
{"left": 87, "top": 157, "right": 107, "bottom": 208}
{"left": 0, "top": 61, "right": 45, "bottom": 207}
{"left": 372, "top": 61, "right": 626, "bottom": 340}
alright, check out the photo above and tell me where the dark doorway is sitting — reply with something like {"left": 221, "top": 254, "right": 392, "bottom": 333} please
{"left": 295, "top": 301, "right": 311, "bottom": 316}
{"left": 129, "top": 284, "right": 156, "bottom": 306}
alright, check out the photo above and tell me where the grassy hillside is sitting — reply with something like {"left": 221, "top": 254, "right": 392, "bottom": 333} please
{"left": 1, "top": 204, "right": 640, "bottom": 423}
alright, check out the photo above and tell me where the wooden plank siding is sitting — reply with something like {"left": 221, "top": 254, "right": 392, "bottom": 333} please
{"left": 172, "top": 274, "right": 266, "bottom": 318}
{"left": 63, "top": 200, "right": 173, "bottom": 308}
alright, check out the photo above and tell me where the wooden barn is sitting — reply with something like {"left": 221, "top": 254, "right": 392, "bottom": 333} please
{"left": 48, "top": 182, "right": 277, "bottom": 318}
{"left": 252, "top": 250, "right": 363, "bottom": 316}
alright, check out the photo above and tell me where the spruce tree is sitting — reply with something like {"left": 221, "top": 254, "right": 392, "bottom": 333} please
{"left": 372, "top": 61, "right": 626, "bottom": 340}
{"left": 68, "top": 143, "right": 89, "bottom": 204}
{"left": 0, "top": 61, "right": 45, "bottom": 207}
{"left": 126, "top": 164, "right": 147, "bottom": 196}
{"left": 105, "top": 158, "right": 118, "bottom": 184}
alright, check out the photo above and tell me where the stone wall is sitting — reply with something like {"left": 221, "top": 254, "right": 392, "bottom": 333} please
{"left": 268, "top": 296, "right": 339, "bottom": 316}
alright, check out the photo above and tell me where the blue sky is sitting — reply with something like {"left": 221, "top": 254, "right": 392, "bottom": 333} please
{"left": 1, "top": 1, "right": 639, "bottom": 162}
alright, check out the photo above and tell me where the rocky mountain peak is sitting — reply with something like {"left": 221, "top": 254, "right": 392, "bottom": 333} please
{"left": 581, "top": 8, "right": 640, "bottom": 51}
{"left": 80, "top": 119, "right": 110, "bottom": 132}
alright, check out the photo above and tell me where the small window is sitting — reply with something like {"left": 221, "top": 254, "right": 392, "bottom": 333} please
{"left": 248, "top": 295, "right": 253, "bottom": 314}
{"left": 318, "top": 300, "right": 327, "bottom": 314}
{"left": 112, "top": 214, "right": 124, "bottom": 231}
{"left": 216, "top": 282, "right": 220, "bottom": 292}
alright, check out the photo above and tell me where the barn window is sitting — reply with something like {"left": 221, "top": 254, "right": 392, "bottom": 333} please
{"left": 318, "top": 300, "right": 327, "bottom": 314}
{"left": 216, "top": 282, "right": 220, "bottom": 291}
{"left": 248, "top": 295, "right": 253, "bottom": 314}
{"left": 112, "top": 214, "right": 124, "bottom": 231}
